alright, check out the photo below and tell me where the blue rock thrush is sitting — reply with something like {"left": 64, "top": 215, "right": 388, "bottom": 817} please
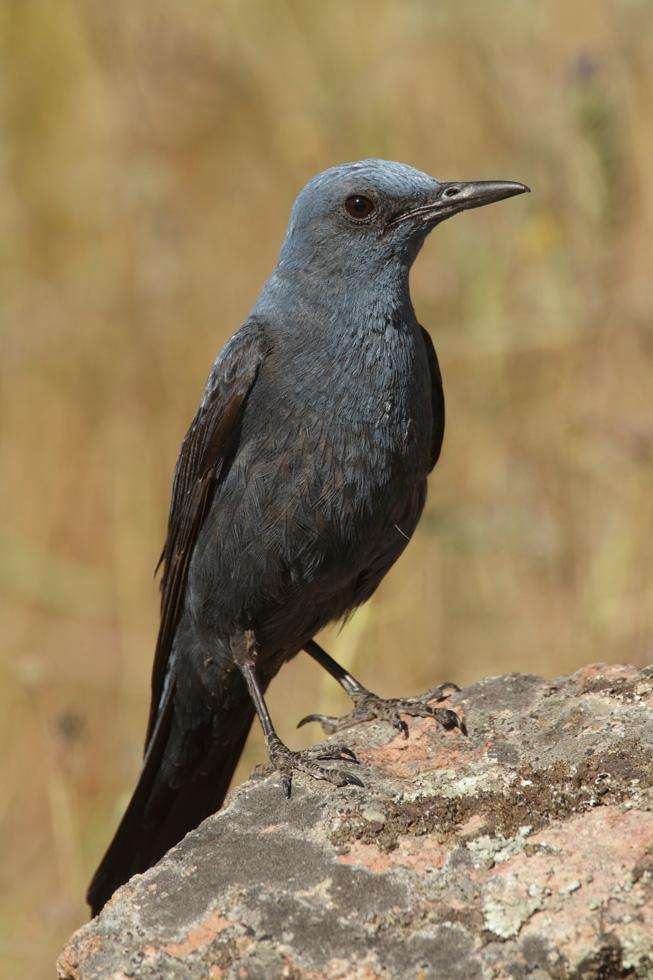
{"left": 88, "top": 160, "right": 529, "bottom": 915}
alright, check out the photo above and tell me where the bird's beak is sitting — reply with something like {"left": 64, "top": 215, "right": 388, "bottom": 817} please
{"left": 390, "top": 179, "right": 530, "bottom": 228}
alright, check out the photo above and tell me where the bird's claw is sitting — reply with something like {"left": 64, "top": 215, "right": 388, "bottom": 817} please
{"left": 413, "top": 681, "right": 461, "bottom": 703}
{"left": 297, "top": 712, "right": 341, "bottom": 734}
{"left": 315, "top": 744, "right": 360, "bottom": 764}
{"left": 391, "top": 702, "right": 467, "bottom": 737}
{"left": 298, "top": 687, "right": 466, "bottom": 739}
{"left": 267, "top": 738, "right": 363, "bottom": 799}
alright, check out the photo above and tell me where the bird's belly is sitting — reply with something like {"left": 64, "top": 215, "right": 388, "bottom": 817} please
{"left": 187, "top": 406, "right": 429, "bottom": 663}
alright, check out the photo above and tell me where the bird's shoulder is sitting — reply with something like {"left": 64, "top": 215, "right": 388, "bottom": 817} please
{"left": 201, "top": 318, "right": 272, "bottom": 408}
{"left": 167, "top": 318, "right": 271, "bottom": 512}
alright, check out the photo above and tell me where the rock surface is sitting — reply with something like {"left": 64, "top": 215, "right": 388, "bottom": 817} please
{"left": 59, "top": 664, "right": 653, "bottom": 979}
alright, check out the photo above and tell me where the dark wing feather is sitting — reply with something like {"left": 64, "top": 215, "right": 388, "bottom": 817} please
{"left": 145, "top": 321, "right": 269, "bottom": 745}
{"left": 420, "top": 325, "right": 445, "bottom": 471}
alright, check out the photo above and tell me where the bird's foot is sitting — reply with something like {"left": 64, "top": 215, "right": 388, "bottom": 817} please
{"left": 266, "top": 737, "right": 364, "bottom": 798}
{"left": 297, "top": 682, "right": 466, "bottom": 739}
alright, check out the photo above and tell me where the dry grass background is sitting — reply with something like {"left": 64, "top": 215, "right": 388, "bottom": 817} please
{"left": 1, "top": 0, "right": 652, "bottom": 974}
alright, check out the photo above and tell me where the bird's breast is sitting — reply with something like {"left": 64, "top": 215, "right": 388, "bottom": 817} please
{"left": 240, "top": 327, "right": 433, "bottom": 536}
{"left": 188, "top": 323, "right": 433, "bottom": 646}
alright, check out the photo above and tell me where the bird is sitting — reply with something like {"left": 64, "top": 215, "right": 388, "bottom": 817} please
{"left": 87, "top": 159, "right": 529, "bottom": 916}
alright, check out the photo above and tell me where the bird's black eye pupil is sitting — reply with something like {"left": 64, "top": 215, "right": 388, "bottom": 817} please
{"left": 345, "top": 195, "right": 374, "bottom": 219}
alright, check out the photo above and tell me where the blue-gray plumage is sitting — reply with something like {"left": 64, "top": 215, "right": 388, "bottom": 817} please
{"left": 88, "top": 160, "right": 528, "bottom": 915}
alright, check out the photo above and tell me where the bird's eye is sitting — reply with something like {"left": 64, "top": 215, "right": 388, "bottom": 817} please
{"left": 344, "top": 195, "right": 375, "bottom": 220}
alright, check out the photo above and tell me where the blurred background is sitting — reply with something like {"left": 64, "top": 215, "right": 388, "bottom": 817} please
{"left": 1, "top": 0, "right": 652, "bottom": 973}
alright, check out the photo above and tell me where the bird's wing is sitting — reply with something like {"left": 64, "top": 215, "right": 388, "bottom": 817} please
{"left": 145, "top": 320, "right": 269, "bottom": 745}
{"left": 420, "top": 325, "right": 445, "bottom": 471}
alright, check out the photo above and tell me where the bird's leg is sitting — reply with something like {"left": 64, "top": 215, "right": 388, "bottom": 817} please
{"left": 232, "top": 630, "right": 363, "bottom": 798}
{"left": 299, "top": 639, "right": 466, "bottom": 739}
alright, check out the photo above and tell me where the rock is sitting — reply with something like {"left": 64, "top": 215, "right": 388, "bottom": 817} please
{"left": 58, "top": 664, "right": 653, "bottom": 979}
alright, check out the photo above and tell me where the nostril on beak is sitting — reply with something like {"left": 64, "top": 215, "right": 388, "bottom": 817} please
{"left": 442, "top": 186, "right": 461, "bottom": 198}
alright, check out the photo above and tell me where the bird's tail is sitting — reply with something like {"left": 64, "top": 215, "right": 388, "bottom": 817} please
{"left": 86, "top": 680, "right": 255, "bottom": 917}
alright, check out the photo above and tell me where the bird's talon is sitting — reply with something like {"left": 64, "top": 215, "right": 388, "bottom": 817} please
{"left": 297, "top": 712, "right": 339, "bottom": 735}
{"left": 314, "top": 744, "right": 359, "bottom": 764}
{"left": 297, "top": 713, "right": 320, "bottom": 729}
{"left": 340, "top": 771, "right": 364, "bottom": 788}
{"left": 412, "top": 681, "right": 460, "bottom": 705}
{"left": 434, "top": 681, "right": 461, "bottom": 698}
{"left": 437, "top": 708, "right": 462, "bottom": 730}
{"left": 267, "top": 741, "right": 365, "bottom": 799}
{"left": 300, "top": 686, "right": 467, "bottom": 743}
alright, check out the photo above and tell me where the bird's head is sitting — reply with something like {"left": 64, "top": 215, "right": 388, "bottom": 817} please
{"left": 277, "top": 159, "right": 529, "bottom": 283}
